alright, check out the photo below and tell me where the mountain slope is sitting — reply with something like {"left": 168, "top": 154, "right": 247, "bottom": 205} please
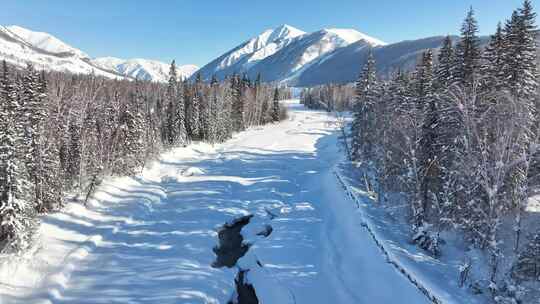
{"left": 194, "top": 25, "right": 385, "bottom": 83}
{"left": 293, "top": 35, "right": 494, "bottom": 87}
{"left": 92, "top": 57, "right": 198, "bottom": 82}
{"left": 0, "top": 25, "right": 124, "bottom": 79}
{"left": 295, "top": 36, "right": 456, "bottom": 86}
{"left": 6, "top": 25, "right": 89, "bottom": 58}
{"left": 0, "top": 25, "right": 197, "bottom": 82}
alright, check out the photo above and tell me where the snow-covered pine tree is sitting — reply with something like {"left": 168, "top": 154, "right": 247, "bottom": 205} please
{"left": 455, "top": 7, "right": 481, "bottom": 89}
{"left": 19, "top": 64, "right": 50, "bottom": 212}
{"left": 503, "top": 1, "right": 539, "bottom": 252}
{"left": 260, "top": 95, "right": 269, "bottom": 124}
{"left": 36, "top": 72, "right": 63, "bottom": 212}
{"left": 66, "top": 117, "right": 81, "bottom": 187}
{"left": 164, "top": 60, "right": 179, "bottom": 145}
{"left": 435, "top": 35, "right": 455, "bottom": 88}
{"left": 0, "top": 62, "right": 32, "bottom": 252}
{"left": 231, "top": 74, "right": 245, "bottom": 132}
{"left": 481, "top": 23, "right": 506, "bottom": 90}
{"left": 351, "top": 50, "right": 379, "bottom": 162}
{"left": 503, "top": 0, "right": 538, "bottom": 100}
{"left": 417, "top": 50, "right": 440, "bottom": 230}
{"left": 123, "top": 91, "right": 146, "bottom": 173}
{"left": 272, "top": 87, "right": 280, "bottom": 122}
{"left": 175, "top": 81, "right": 187, "bottom": 146}
{"left": 188, "top": 74, "right": 201, "bottom": 140}
{"left": 199, "top": 77, "right": 211, "bottom": 140}
{"left": 206, "top": 77, "right": 220, "bottom": 143}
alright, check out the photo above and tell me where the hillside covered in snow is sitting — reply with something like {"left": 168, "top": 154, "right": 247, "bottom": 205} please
{"left": 193, "top": 24, "right": 387, "bottom": 85}
{"left": 0, "top": 25, "right": 198, "bottom": 82}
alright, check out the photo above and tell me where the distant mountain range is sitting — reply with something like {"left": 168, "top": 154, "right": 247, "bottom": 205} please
{"left": 0, "top": 25, "right": 198, "bottom": 82}
{"left": 2, "top": 24, "right": 524, "bottom": 87}
{"left": 91, "top": 57, "right": 198, "bottom": 82}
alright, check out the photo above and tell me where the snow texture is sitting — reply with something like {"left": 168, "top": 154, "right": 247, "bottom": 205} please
{"left": 1, "top": 101, "right": 440, "bottom": 304}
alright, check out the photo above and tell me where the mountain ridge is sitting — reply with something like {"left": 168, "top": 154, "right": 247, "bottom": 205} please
{"left": 193, "top": 24, "right": 384, "bottom": 84}
{"left": 0, "top": 25, "right": 198, "bottom": 82}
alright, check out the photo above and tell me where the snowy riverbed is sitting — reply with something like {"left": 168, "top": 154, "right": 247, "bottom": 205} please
{"left": 0, "top": 100, "right": 431, "bottom": 304}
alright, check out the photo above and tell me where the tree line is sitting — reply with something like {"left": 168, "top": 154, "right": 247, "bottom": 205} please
{"left": 0, "top": 61, "right": 288, "bottom": 253}
{"left": 304, "top": 1, "right": 540, "bottom": 299}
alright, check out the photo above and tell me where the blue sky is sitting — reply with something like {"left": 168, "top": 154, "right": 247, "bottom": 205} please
{"left": 1, "top": 0, "right": 537, "bottom": 66}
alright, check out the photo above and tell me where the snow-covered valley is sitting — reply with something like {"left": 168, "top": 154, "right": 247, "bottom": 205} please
{"left": 0, "top": 101, "right": 433, "bottom": 304}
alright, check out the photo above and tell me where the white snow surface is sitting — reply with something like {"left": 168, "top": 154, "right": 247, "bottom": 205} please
{"left": 6, "top": 25, "right": 90, "bottom": 58}
{"left": 0, "top": 25, "right": 122, "bottom": 79}
{"left": 217, "top": 24, "right": 306, "bottom": 70}
{"left": 91, "top": 57, "right": 199, "bottom": 82}
{"left": 324, "top": 28, "right": 387, "bottom": 46}
{"left": 0, "top": 101, "right": 438, "bottom": 304}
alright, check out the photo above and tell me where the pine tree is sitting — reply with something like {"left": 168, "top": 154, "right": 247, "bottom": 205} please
{"left": 503, "top": 1, "right": 539, "bottom": 251}
{"left": 67, "top": 117, "right": 81, "bottom": 186}
{"left": 481, "top": 23, "right": 506, "bottom": 90}
{"left": 187, "top": 74, "right": 202, "bottom": 139}
{"left": 351, "top": 51, "right": 379, "bottom": 161}
{"left": 231, "top": 74, "right": 245, "bottom": 132}
{"left": 0, "top": 62, "right": 31, "bottom": 251}
{"left": 415, "top": 50, "right": 439, "bottom": 229}
{"left": 19, "top": 65, "right": 50, "bottom": 211}
{"left": 435, "top": 35, "right": 455, "bottom": 88}
{"left": 455, "top": 7, "right": 481, "bottom": 88}
{"left": 272, "top": 87, "right": 280, "bottom": 122}
{"left": 260, "top": 95, "right": 269, "bottom": 124}
{"left": 503, "top": 0, "right": 538, "bottom": 99}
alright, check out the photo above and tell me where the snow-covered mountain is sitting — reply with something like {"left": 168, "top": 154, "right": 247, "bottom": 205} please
{"left": 6, "top": 25, "right": 89, "bottom": 58}
{"left": 0, "top": 25, "right": 197, "bottom": 82}
{"left": 91, "top": 57, "right": 198, "bottom": 82}
{"left": 0, "top": 25, "right": 124, "bottom": 79}
{"left": 194, "top": 24, "right": 386, "bottom": 83}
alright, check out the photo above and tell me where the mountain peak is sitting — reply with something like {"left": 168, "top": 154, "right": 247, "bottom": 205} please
{"left": 257, "top": 24, "right": 305, "bottom": 46}
{"left": 322, "top": 28, "right": 386, "bottom": 46}
{"left": 270, "top": 24, "right": 306, "bottom": 40}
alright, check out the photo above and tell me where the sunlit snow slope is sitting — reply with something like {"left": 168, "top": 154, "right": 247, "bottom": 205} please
{"left": 194, "top": 24, "right": 385, "bottom": 84}
{"left": 0, "top": 100, "right": 429, "bottom": 304}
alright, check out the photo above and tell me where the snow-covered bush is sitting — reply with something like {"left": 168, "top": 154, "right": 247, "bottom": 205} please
{"left": 412, "top": 224, "right": 441, "bottom": 257}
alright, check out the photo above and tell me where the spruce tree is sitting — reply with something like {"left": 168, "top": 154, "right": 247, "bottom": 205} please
{"left": 435, "top": 35, "right": 455, "bottom": 88}
{"left": 502, "top": 1, "right": 538, "bottom": 101}
{"left": 503, "top": 1, "right": 538, "bottom": 251}
{"left": 351, "top": 51, "right": 379, "bottom": 161}
{"left": 0, "top": 62, "right": 31, "bottom": 251}
{"left": 188, "top": 74, "right": 202, "bottom": 139}
{"left": 231, "top": 74, "right": 245, "bottom": 132}
{"left": 481, "top": 23, "right": 506, "bottom": 90}
{"left": 272, "top": 87, "right": 280, "bottom": 122}
{"left": 455, "top": 7, "right": 481, "bottom": 88}
{"left": 416, "top": 50, "right": 438, "bottom": 229}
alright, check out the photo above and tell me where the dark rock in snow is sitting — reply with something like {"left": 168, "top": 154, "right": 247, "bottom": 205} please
{"left": 256, "top": 224, "right": 273, "bottom": 238}
{"left": 212, "top": 215, "right": 253, "bottom": 268}
{"left": 228, "top": 269, "right": 259, "bottom": 304}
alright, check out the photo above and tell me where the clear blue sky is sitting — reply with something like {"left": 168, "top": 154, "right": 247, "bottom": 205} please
{"left": 1, "top": 0, "right": 537, "bottom": 66}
